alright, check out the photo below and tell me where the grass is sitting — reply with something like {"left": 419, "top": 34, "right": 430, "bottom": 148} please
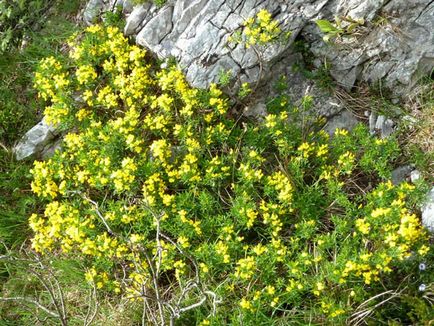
{"left": 0, "top": 0, "right": 85, "bottom": 323}
{"left": 0, "top": 0, "right": 84, "bottom": 248}
{"left": 0, "top": 2, "right": 144, "bottom": 324}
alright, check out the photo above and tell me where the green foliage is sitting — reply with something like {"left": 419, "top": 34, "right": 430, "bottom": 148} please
{"left": 0, "top": 2, "right": 84, "bottom": 324}
{"left": 237, "top": 82, "right": 252, "bottom": 99}
{"left": 0, "top": 0, "right": 44, "bottom": 52}
{"left": 0, "top": 0, "right": 81, "bottom": 54}
{"left": 131, "top": 0, "right": 167, "bottom": 7}
{"left": 217, "top": 69, "right": 233, "bottom": 87}
{"left": 400, "top": 77, "right": 434, "bottom": 179}
{"left": 102, "top": 6, "right": 126, "bottom": 30}
{"left": 316, "top": 16, "right": 365, "bottom": 43}
{"left": 0, "top": 0, "right": 81, "bottom": 147}
{"left": 26, "top": 23, "right": 432, "bottom": 325}
{"left": 0, "top": 2, "right": 431, "bottom": 323}
{"left": 0, "top": 0, "right": 81, "bottom": 265}
{"left": 229, "top": 9, "right": 289, "bottom": 49}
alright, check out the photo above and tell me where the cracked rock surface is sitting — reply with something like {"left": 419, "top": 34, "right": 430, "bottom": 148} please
{"left": 20, "top": 0, "right": 434, "bottom": 161}
{"left": 303, "top": 0, "right": 434, "bottom": 97}
{"left": 122, "top": 0, "right": 434, "bottom": 97}
{"left": 128, "top": 0, "right": 330, "bottom": 89}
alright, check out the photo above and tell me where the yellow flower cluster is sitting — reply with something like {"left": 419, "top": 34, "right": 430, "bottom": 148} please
{"left": 28, "top": 23, "right": 431, "bottom": 323}
{"left": 111, "top": 157, "right": 137, "bottom": 192}
{"left": 234, "top": 256, "right": 256, "bottom": 280}
{"left": 266, "top": 171, "right": 293, "bottom": 204}
{"left": 236, "top": 9, "right": 282, "bottom": 48}
{"left": 30, "top": 160, "right": 60, "bottom": 198}
{"left": 76, "top": 65, "right": 97, "bottom": 85}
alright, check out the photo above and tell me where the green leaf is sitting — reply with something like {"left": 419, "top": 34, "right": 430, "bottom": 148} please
{"left": 347, "top": 22, "right": 360, "bottom": 33}
{"left": 315, "top": 19, "right": 339, "bottom": 33}
{"left": 323, "top": 33, "right": 334, "bottom": 43}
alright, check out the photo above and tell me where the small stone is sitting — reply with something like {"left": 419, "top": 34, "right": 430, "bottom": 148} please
{"left": 324, "top": 110, "right": 358, "bottom": 136}
{"left": 375, "top": 115, "right": 385, "bottom": 130}
{"left": 381, "top": 118, "right": 394, "bottom": 138}
{"left": 13, "top": 119, "right": 58, "bottom": 161}
{"left": 369, "top": 112, "right": 377, "bottom": 135}
{"left": 244, "top": 102, "right": 267, "bottom": 117}
{"left": 422, "top": 187, "right": 434, "bottom": 232}
{"left": 402, "top": 115, "right": 417, "bottom": 127}
{"left": 373, "top": 115, "right": 395, "bottom": 138}
{"left": 410, "top": 169, "right": 421, "bottom": 183}
{"left": 391, "top": 165, "right": 413, "bottom": 185}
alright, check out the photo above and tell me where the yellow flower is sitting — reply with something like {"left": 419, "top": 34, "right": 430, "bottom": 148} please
{"left": 239, "top": 298, "right": 253, "bottom": 311}
{"left": 76, "top": 65, "right": 97, "bottom": 85}
{"left": 334, "top": 128, "right": 348, "bottom": 136}
{"left": 355, "top": 219, "right": 370, "bottom": 234}
{"left": 313, "top": 282, "right": 325, "bottom": 296}
{"left": 234, "top": 256, "right": 256, "bottom": 280}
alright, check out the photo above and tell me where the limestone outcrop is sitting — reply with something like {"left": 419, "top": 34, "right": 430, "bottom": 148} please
{"left": 122, "top": 0, "right": 433, "bottom": 97}
{"left": 16, "top": 0, "right": 434, "bottom": 164}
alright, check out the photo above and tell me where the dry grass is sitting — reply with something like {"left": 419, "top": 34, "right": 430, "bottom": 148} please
{"left": 400, "top": 80, "right": 434, "bottom": 176}
{"left": 404, "top": 82, "right": 434, "bottom": 153}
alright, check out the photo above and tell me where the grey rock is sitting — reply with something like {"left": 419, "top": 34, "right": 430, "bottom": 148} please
{"left": 375, "top": 115, "right": 386, "bottom": 130}
{"left": 83, "top": 0, "right": 104, "bottom": 25}
{"left": 113, "top": 0, "right": 134, "bottom": 13}
{"left": 41, "top": 138, "right": 62, "bottom": 159}
{"left": 402, "top": 115, "right": 417, "bottom": 126}
{"left": 84, "top": 0, "right": 135, "bottom": 25}
{"left": 324, "top": 109, "right": 359, "bottom": 135}
{"left": 410, "top": 169, "right": 421, "bottom": 183}
{"left": 136, "top": 6, "right": 174, "bottom": 55}
{"left": 13, "top": 119, "right": 59, "bottom": 161}
{"left": 380, "top": 118, "right": 394, "bottom": 138}
{"left": 422, "top": 187, "right": 434, "bottom": 232}
{"left": 84, "top": 0, "right": 434, "bottom": 98}
{"left": 132, "top": 1, "right": 329, "bottom": 89}
{"left": 391, "top": 165, "right": 413, "bottom": 185}
{"left": 370, "top": 114, "right": 395, "bottom": 138}
{"left": 338, "top": 0, "right": 386, "bottom": 21}
{"left": 124, "top": 3, "right": 152, "bottom": 36}
{"left": 244, "top": 102, "right": 266, "bottom": 118}
{"left": 369, "top": 111, "right": 377, "bottom": 134}
{"left": 304, "top": 0, "right": 434, "bottom": 97}
{"left": 243, "top": 52, "right": 343, "bottom": 120}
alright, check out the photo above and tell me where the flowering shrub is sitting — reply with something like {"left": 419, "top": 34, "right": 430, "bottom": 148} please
{"left": 30, "top": 24, "right": 431, "bottom": 324}
{"left": 229, "top": 9, "right": 284, "bottom": 48}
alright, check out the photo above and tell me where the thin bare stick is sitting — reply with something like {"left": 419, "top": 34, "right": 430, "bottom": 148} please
{"left": 84, "top": 283, "right": 98, "bottom": 326}
{"left": 178, "top": 295, "right": 207, "bottom": 313}
{"left": 0, "top": 297, "right": 60, "bottom": 319}
{"left": 83, "top": 196, "right": 114, "bottom": 235}
{"left": 143, "top": 247, "right": 165, "bottom": 326}
{"left": 31, "top": 269, "right": 67, "bottom": 326}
